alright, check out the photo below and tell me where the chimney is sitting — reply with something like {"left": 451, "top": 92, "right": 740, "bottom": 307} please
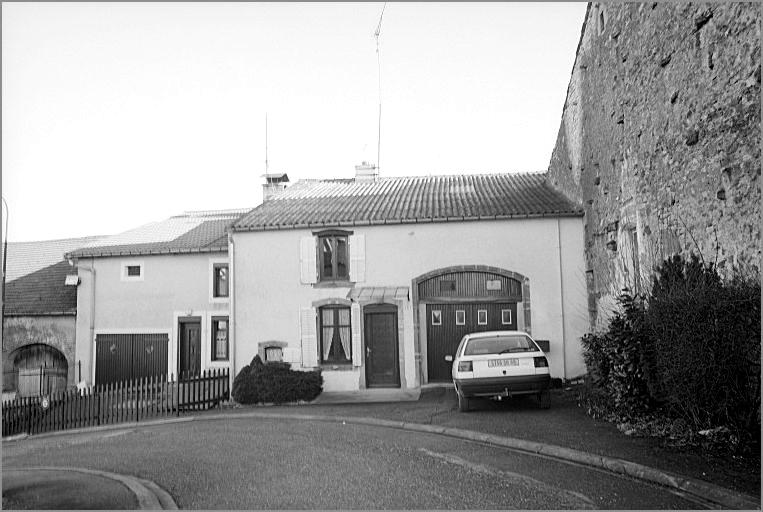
{"left": 354, "top": 161, "right": 378, "bottom": 182}
{"left": 262, "top": 173, "right": 290, "bottom": 202}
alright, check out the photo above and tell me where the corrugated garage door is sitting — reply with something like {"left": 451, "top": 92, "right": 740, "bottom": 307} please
{"left": 95, "top": 333, "right": 169, "bottom": 386}
{"left": 426, "top": 302, "right": 517, "bottom": 382}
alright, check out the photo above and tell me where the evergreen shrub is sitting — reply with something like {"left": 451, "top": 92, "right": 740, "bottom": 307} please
{"left": 232, "top": 355, "right": 323, "bottom": 405}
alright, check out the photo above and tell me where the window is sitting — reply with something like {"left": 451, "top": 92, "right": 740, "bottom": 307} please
{"left": 213, "top": 264, "right": 229, "bottom": 298}
{"left": 455, "top": 310, "right": 466, "bottom": 325}
{"left": 120, "top": 261, "right": 144, "bottom": 282}
{"left": 265, "top": 346, "right": 283, "bottom": 362}
{"left": 477, "top": 309, "right": 488, "bottom": 325}
{"left": 319, "top": 306, "right": 352, "bottom": 364}
{"left": 211, "top": 317, "right": 229, "bottom": 361}
{"left": 431, "top": 310, "right": 442, "bottom": 326}
{"left": 501, "top": 309, "right": 513, "bottom": 325}
{"left": 318, "top": 233, "right": 349, "bottom": 282}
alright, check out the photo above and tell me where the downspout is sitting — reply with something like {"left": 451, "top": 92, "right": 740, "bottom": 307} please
{"left": 556, "top": 218, "right": 568, "bottom": 380}
{"left": 228, "top": 231, "right": 236, "bottom": 396}
{"left": 73, "top": 258, "right": 96, "bottom": 384}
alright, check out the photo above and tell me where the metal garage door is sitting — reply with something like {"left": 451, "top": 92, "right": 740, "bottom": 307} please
{"left": 95, "top": 333, "right": 169, "bottom": 386}
{"left": 426, "top": 302, "right": 517, "bottom": 382}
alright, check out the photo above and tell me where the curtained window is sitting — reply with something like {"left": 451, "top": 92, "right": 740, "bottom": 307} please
{"left": 319, "top": 306, "right": 352, "bottom": 364}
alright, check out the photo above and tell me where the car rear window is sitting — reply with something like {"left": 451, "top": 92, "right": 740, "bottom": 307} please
{"left": 463, "top": 335, "right": 539, "bottom": 356}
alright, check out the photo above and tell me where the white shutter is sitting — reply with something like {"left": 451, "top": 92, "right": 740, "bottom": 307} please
{"left": 351, "top": 302, "right": 362, "bottom": 366}
{"left": 300, "top": 307, "right": 318, "bottom": 367}
{"left": 349, "top": 234, "right": 366, "bottom": 283}
{"left": 299, "top": 237, "right": 317, "bottom": 284}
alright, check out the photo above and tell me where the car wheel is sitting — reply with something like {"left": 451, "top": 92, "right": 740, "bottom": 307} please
{"left": 538, "top": 390, "right": 550, "bottom": 409}
{"left": 458, "top": 392, "right": 471, "bottom": 412}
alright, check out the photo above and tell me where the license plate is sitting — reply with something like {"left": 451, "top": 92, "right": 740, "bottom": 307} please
{"left": 488, "top": 358, "right": 519, "bottom": 367}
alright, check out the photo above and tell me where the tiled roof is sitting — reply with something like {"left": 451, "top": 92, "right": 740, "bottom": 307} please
{"left": 232, "top": 173, "right": 583, "bottom": 232}
{"left": 4, "top": 236, "right": 105, "bottom": 282}
{"left": 66, "top": 209, "right": 251, "bottom": 259}
{"left": 4, "top": 261, "right": 78, "bottom": 316}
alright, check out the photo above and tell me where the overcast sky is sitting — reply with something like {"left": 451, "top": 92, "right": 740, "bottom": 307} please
{"left": 2, "top": 2, "right": 587, "bottom": 242}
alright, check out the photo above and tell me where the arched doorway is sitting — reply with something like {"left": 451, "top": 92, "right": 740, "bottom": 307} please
{"left": 413, "top": 265, "right": 531, "bottom": 383}
{"left": 10, "top": 344, "right": 69, "bottom": 397}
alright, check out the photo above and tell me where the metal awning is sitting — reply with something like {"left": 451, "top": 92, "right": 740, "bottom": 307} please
{"left": 347, "top": 286, "right": 409, "bottom": 301}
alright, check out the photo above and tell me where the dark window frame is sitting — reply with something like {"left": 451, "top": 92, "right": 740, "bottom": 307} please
{"left": 126, "top": 265, "right": 141, "bottom": 277}
{"left": 211, "top": 316, "right": 229, "bottom": 361}
{"left": 318, "top": 305, "right": 352, "bottom": 365}
{"left": 314, "top": 229, "right": 352, "bottom": 283}
{"left": 213, "top": 263, "right": 229, "bottom": 298}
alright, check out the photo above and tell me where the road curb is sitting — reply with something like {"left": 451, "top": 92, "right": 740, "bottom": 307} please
{"left": 5, "top": 466, "right": 178, "bottom": 510}
{"left": 192, "top": 411, "right": 761, "bottom": 510}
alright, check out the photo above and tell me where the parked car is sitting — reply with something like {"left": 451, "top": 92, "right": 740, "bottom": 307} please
{"left": 446, "top": 330, "right": 551, "bottom": 412}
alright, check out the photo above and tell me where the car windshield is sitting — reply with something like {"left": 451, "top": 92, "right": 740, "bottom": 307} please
{"left": 463, "top": 335, "right": 538, "bottom": 356}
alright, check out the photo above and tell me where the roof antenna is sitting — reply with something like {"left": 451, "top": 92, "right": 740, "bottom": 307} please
{"left": 374, "top": 2, "right": 387, "bottom": 172}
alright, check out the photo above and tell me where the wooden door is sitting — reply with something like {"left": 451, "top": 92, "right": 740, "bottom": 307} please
{"left": 179, "top": 320, "right": 201, "bottom": 378}
{"left": 364, "top": 304, "right": 400, "bottom": 388}
{"left": 426, "top": 302, "right": 517, "bottom": 382}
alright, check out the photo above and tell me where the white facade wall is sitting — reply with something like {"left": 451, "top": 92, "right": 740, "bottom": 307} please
{"left": 74, "top": 252, "right": 230, "bottom": 385}
{"left": 232, "top": 216, "right": 587, "bottom": 391}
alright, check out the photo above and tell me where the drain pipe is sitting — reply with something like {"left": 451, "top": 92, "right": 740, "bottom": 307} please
{"left": 556, "top": 218, "right": 568, "bottom": 381}
{"left": 228, "top": 232, "right": 236, "bottom": 395}
{"left": 71, "top": 257, "right": 96, "bottom": 384}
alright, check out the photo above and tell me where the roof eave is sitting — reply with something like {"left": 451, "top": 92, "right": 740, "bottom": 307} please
{"left": 231, "top": 210, "right": 585, "bottom": 233}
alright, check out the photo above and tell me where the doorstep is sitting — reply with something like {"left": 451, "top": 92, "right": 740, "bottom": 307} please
{"left": 311, "top": 388, "right": 421, "bottom": 404}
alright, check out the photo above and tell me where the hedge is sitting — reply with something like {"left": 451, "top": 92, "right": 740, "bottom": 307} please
{"left": 232, "top": 355, "right": 323, "bottom": 405}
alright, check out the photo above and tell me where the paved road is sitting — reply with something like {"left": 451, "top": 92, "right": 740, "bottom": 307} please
{"left": 3, "top": 417, "right": 708, "bottom": 509}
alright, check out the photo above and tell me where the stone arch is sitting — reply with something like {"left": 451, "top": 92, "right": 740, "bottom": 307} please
{"left": 8, "top": 343, "right": 69, "bottom": 396}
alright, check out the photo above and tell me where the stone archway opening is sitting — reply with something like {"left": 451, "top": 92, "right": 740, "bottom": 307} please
{"left": 10, "top": 344, "right": 69, "bottom": 397}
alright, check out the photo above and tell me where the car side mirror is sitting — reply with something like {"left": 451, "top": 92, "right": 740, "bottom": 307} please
{"left": 444, "top": 355, "right": 453, "bottom": 362}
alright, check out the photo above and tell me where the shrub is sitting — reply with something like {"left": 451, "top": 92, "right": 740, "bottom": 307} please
{"left": 580, "top": 253, "right": 761, "bottom": 451}
{"left": 232, "top": 355, "right": 323, "bottom": 405}
{"left": 580, "top": 292, "right": 652, "bottom": 417}
{"left": 643, "top": 255, "right": 760, "bottom": 441}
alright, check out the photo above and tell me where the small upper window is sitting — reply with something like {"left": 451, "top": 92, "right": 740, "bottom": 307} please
{"left": 213, "top": 264, "right": 229, "bottom": 298}
{"left": 318, "top": 232, "right": 349, "bottom": 282}
{"left": 121, "top": 261, "right": 144, "bottom": 282}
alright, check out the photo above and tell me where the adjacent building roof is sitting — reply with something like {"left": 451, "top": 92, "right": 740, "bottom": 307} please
{"left": 66, "top": 209, "right": 251, "bottom": 259}
{"left": 232, "top": 172, "right": 583, "bottom": 232}
{"left": 3, "top": 236, "right": 103, "bottom": 316}
{"left": 4, "top": 236, "right": 104, "bottom": 282}
{"left": 4, "top": 261, "right": 78, "bottom": 316}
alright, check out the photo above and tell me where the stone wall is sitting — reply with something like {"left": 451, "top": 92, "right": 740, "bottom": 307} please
{"left": 2, "top": 316, "right": 77, "bottom": 387}
{"left": 547, "top": 2, "right": 761, "bottom": 329}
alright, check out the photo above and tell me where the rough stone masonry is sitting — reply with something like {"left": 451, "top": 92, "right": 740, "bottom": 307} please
{"left": 546, "top": 2, "right": 761, "bottom": 329}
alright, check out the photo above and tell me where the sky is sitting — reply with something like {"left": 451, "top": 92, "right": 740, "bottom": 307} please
{"left": 2, "top": 2, "right": 588, "bottom": 242}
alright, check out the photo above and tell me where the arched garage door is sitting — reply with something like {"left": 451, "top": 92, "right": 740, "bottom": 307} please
{"left": 418, "top": 269, "right": 524, "bottom": 382}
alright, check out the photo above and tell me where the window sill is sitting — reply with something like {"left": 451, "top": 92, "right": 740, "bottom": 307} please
{"left": 313, "top": 281, "right": 354, "bottom": 289}
{"left": 319, "top": 364, "right": 356, "bottom": 372}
